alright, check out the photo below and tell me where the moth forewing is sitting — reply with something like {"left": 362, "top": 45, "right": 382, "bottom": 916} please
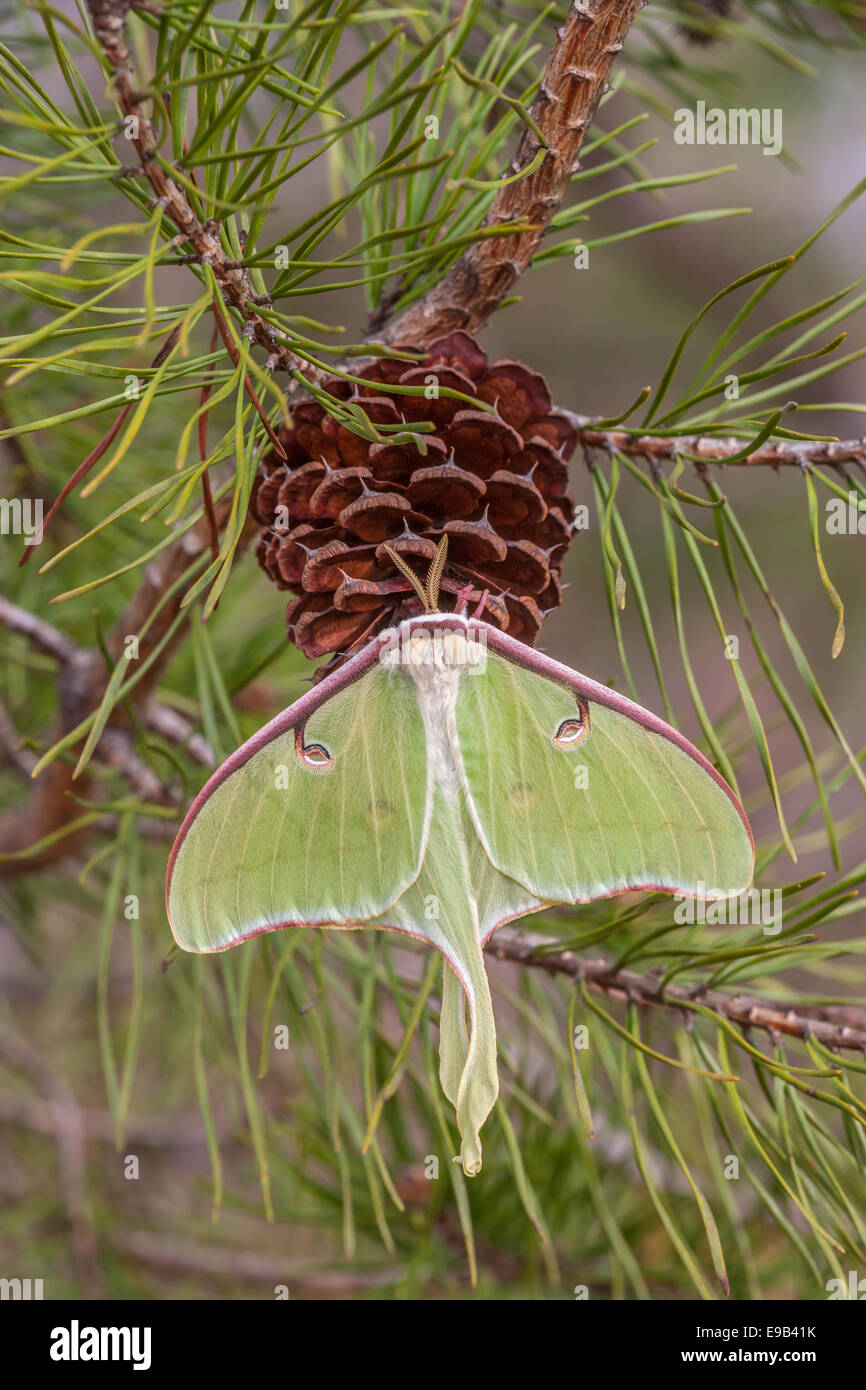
{"left": 166, "top": 638, "right": 431, "bottom": 952}
{"left": 452, "top": 622, "right": 754, "bottom": 905}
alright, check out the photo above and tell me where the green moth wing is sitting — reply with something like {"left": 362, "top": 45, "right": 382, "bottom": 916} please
{"left": 456, "top": 627, "right": 754, "bottom": 911}
{"left": 166, "top": 642, "right": 430, "bottom": 952}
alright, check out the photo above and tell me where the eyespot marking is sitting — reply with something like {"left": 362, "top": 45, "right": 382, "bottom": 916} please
{"left": 553, "top": 700, "right": 590, "bottom": 750}
{"left": 294, "top": 727, "right": 334, "bottom": 773}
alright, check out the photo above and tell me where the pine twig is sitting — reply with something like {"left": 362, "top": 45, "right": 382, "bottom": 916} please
{"left": 0, "top": 1088, "right": 228, "bottom": 1149}
{"left": 18, "top": 323, "right": 182, "bottom": 565}
{"left": 570, "top": 420, "right": 866, "bottom": 470}
{"left": 84, "top": 0, "right": 304, "bottom": 376}
{"left": 109, "top": 1230, "right": 401, "bottom": 1293}
{"left": 0, "top": 698, "right": 36, "bottom": 777}
{"left": 488, "top": 929, "right": 866, "bottom": 1054}
{"left": 0, "top": 596, "right": 78, "bottom": 663}
{"left": 141, "top": 699, "right": 214, "bottom": 768}
{"left": 375, "top": 0, "right": 647, "bottom": 347}
{"left": 0, "top": 513, "right": 226, "bottom": 872}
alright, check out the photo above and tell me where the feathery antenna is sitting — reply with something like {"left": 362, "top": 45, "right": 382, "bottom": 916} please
{"left": 426, "top": 533, "right": 449, "bottom": 610}
{"left": 382, "top": 544, "right": 434, "bottom": 612}
{"left": 382, "top": 533, "right": 450, "bottom": 614}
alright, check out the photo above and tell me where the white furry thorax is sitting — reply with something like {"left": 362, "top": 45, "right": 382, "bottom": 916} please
{"left": 379, "top": 616, "right": 487, "bottom": 677}
{"left": 379, "top": 618, "right": 487, "bottom": 802}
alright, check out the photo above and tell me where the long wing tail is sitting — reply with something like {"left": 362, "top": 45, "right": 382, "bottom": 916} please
{"left": 372, "top": 785, "right": 499, "bottom": 1175}
{"left": 438, "top": 944, "right": 498, "bottom": 1177}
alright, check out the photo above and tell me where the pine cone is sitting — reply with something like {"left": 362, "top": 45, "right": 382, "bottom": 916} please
{"left": 251, "top": 331, "right": 579, "bottom": 673}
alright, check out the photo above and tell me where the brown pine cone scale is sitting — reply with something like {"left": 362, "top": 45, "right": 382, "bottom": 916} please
{"left": 251, "top": 331, "right": 579, "bottom": 671}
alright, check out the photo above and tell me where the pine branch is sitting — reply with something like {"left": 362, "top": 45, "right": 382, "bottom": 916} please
{"left": 109, "top": 1230, "right": 401, "bottom": 1294}
{"left": 570, "top": 419, "right": 866, "bottom": 470}
{"left": 489, "top": 928, "right": 866, "bottom": 1054}
{"left": 0, "top": 515, "right": 223, "bottom": 873}
{"left": 0, "top": 596, "right": 78, "bottom": 663}
{"left": 141, "top": 700, "right": 213, "bottom": 768}
{"left": 84, "top": 0, "right": 304, "bottom": 376}
{"left": 0, "top": 1088, "right": 227, "bottom": 1149}
{"left": 87, "top": 0, "right": 649, "bottom": 370}
{"left": 375, "top": 0, "right": 648, "bottom": 347}
{"left": 0, "top": 698, "right": 37, "bottom": 778}
{"left": 0, "top": 613, "right": 104, "bottom": 873}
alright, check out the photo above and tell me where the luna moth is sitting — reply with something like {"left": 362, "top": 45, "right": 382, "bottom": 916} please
{"left": 166, "top": 540, "right": 754, "bottom": 1176}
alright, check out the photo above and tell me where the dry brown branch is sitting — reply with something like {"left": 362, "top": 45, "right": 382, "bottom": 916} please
{"left": 570, "top": 420, "right": 866, "bottom": 470}
{"left": 488, "top": 929, "right": 866, "bottom": 1054}
{"left": 110, "top": 1229, "right": 401, "bottom": 1293}
{"left": 0, "top": 512, "right": 223, "bottom": 873}
{"left": 0, "top": 595, "right": 78, "bottom": 663}
{"left": 85, "top": 0, "right": 305, "bottom": 377}
{"left": 141, "top": 699, "right": 214, "bottom": 768}
{"left": 0, "top": 1088, "right": 227, "bottom": 1149}
{"left": 0, "top": 698, "right": 36, "bottom": 778}
{"left": 87, "top": 1, "right": 649, "bottom": 371}
{"left": 375, "top": 0, "right": 647, "bottom": 347}
{"left": 0, "top": 636, "right": 104, "bottom": 874}
{"left": 99, "top": 728, "right": 167, "bottom": 801}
